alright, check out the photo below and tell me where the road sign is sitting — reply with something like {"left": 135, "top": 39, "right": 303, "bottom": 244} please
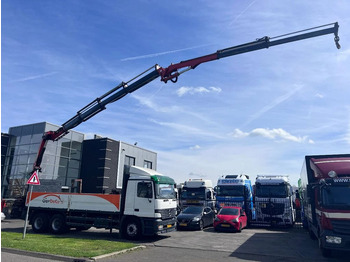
{"left": 27, "top": 171, "right": 40, "bottom": 185}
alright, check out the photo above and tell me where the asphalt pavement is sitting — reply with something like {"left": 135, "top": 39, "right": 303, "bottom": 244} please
{"left": 2, "top": 219, "right": 349, "bottom": 262}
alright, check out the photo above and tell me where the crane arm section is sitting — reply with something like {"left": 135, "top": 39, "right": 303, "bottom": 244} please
{"left": 158, "top": 22, "right": 340, "bottom": 83}
{"left": 32, "top": 22, "right": 340, "bottom": 173}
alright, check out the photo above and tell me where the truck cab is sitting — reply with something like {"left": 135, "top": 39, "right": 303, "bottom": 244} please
{"left": 216, "top": 175, "right": 255, "bottom": 223}
{"left": 254, "top": 175, "right": 295, "bottom": 227}
{"left": 300, "top": 154, "right": 350, "bottom": 257}
{"left": 180, "top": 179, "right": 215, "bottom": 211}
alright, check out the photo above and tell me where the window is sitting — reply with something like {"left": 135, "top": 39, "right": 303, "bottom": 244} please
{"left": 137, "top": 182, "right": 153, "bottom": 198}
{"left": 144, "top": 160, "right": 152, "bottom": 169}
{"left": 125, "top": 155, "right": 135, "bottom": 166}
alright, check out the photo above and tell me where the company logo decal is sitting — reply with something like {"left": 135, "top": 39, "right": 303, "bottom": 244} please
{"left": 42, "top": 194, "right": 64, "bottom": 204}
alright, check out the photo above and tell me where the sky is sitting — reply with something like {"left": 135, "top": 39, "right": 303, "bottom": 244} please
{"left": 2, "top": 1, "right": 350, "bottom": 186}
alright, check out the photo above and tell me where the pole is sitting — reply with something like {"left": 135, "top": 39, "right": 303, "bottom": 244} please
{"left": 23, "top": 185, "right": 33, "bottom": 239}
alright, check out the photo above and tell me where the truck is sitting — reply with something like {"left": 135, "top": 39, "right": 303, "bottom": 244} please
{"left": 180, "top": 179, "right": 216, "bottom": 211}
{"left": 254, "top": 175, "right": 295, "bottom": 227}
{"left": 216, "top": 175, "right": 255, "bottom": 223}
{"left": 24, "top": 23, "right": 340, "bottom": 239}
{"left": 299, "top": 154, "right": 350, "bottom": 257}
{"left": 27, "top": 165, "right": 177, "bottom": 240}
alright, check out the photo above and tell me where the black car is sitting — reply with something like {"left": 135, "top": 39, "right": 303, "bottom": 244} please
{"left": 177, "top": 206, "right": 215, "bottom": 230}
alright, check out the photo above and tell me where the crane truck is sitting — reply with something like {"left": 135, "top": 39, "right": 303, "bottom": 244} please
{"left": 299, "top": 154, "right": 350, "bottom": 257}
{"left": 26, "top": 23, "right": 340, "bottom": 239}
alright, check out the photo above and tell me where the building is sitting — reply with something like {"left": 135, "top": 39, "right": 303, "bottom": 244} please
{"left": 1, "top": 122, "right": 157, "bottom": 200}
{"left": 80, "top": 137, "right": 157, "bottom": 194}
{"left": 1, "top": 122, "right": 84, "bottom": 199}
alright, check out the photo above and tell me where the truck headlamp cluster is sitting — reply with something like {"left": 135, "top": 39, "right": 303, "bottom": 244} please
{"left": 326, "top": 236, "right": 342, "bottom": 244}
{"left": 328, "top": 170, "right": 337, "bottom": 178}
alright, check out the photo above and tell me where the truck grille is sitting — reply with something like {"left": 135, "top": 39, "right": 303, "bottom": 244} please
{"left": 261, "top": 203, "right": 285, "bottom": 216}
{"left": 332, "top": 220, "right": 350, "bottom": 235}
{"left": 156, "top": 208, "right": 176, "bottom": 220}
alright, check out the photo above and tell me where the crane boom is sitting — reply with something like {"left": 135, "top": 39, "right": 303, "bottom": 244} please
{"left": 32, "top": 22, "right": 340, "bottom": 173}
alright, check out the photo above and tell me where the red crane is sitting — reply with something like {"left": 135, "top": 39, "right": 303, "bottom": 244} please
{"left": 33, "top": 22, "right": 340, "bottom": 174}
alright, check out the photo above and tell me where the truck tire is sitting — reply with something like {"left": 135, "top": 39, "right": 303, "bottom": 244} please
{"left": 49, "top": 214, "right": 68, "bottom": 234}
{"left": 32, "top": 213, "right": 49, "bottom": 233}
{"left": 122, "top": 218, "right": 141, "bottom": 240}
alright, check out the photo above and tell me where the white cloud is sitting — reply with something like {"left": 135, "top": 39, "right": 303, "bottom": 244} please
{"left": 230, "top": 128, "right": 313, "bottom": 143}
{"left": 243, "top": 84, "right": 304, "bottom": 127}
{"left": 190, "top": 145, "right": 201, "bottom": 150}
{"left": 176, "top": 86, "right": 222, "bottom": 97}
{"left": 10, "top": 72, "right": 58, "bottom": 83}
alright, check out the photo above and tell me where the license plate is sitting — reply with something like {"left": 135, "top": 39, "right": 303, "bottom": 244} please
{"left": 167, "top": 224, "right": 172, "bottom": 228}
{"left": 179, "top": 223, "right": 187, "bottom": 227}
{"left": 221, "top": 224, "right": 230, "bottom": 228}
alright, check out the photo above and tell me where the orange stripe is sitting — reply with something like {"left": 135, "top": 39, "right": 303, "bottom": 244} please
{"left": 27, "top": 192, "right": 121, "bottom": 210}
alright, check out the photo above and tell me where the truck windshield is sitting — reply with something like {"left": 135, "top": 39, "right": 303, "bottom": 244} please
{"left": 321, "top": 186, "right": 350, "bottom": 209}
{"left": 155, "top": 184, "right": 176, "bottom": 199}
{"left": 255, "top": 184, "right": 289, "bottom": 198}
{"left": 181, "top": 187, "right": 205, "bottom": 200}
{"left": 216, "top": 185, "right": 244, "bottom": 197}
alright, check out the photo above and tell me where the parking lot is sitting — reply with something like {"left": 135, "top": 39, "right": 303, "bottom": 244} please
{"left": 2, "top": 219, "right": 349, "bottom": 261}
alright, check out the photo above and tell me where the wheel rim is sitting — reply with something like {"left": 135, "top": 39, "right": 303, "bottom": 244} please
{"left": 52, "top": 218, "right": 62, "bottom": 231}
{"left": 126, "top": 223, "right": 138, "bottom": 236}
{"left": 34, "top": 217, "right": 44, "bottom": 229}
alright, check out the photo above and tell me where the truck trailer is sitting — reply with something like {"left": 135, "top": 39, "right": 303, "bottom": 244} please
{"left": 180, "top": 179, "right": 215, "bottom": 211}
{"left": 254, "top": 175, "right": 295, "bottom": 227}
{"left": 27, "top": 165, "right": 177, "bottom": 240}
{"left": 299, "top": 154, "right": 350, "bottom": 257}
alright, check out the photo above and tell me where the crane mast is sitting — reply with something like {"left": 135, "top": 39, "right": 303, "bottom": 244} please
{"left": 32, "top": 22, "right": 340, "bottom": 173}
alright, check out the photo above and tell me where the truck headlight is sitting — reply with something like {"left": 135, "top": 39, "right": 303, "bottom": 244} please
{"left": 326, "top": 236, "right": 341, "bottom": 244}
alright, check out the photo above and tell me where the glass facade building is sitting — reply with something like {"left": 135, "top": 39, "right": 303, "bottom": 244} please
{"left": 1, "top": 122, "right": 84, "bottom": 198}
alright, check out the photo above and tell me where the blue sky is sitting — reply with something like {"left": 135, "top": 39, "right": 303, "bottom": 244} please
{"left": 2, "top": 1, "right": 350, "bottom": 186}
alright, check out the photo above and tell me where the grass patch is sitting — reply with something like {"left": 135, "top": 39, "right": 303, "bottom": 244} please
{"left": 1, "top": 232, "right": 136, "bottom": 258}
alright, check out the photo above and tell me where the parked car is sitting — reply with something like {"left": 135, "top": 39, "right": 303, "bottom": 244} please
{"left": 213, "top": 206, "right": 247, "bottom": 232}
{"left": 177, "top": 206, "right": 214, "bottom": 230}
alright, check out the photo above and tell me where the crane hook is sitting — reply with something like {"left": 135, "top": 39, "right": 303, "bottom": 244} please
{"left": 334, "top": 35, "right": 341, "bottom": 49}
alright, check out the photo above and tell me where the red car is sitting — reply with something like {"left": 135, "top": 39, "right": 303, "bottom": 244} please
{"left": 213, "top": 206, "right": 247, "bottom": 232}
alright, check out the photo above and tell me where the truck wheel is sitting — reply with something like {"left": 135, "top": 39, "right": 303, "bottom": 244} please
{"left": 32, "top": 213, "right": 49, "bottom": 233}
{"left": 122, "top": 218, "right": 141, "bottom": 240}
{"left": 49, "top": 214, "right": 68, "bottom": 234}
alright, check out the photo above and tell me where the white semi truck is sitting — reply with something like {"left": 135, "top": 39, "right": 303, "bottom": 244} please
{"left": 254, "top": 175, "right": 295, "bottom": 227}
{"left": 180, "top": 179, "right": 216, "bottom": 211}
{"left": 26, "top": 165, "right": 177, "bottom": 240}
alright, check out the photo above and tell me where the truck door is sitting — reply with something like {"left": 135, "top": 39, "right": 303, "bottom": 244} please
{"left": 134, "top": 181, "right": 155, "bottom": 218}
